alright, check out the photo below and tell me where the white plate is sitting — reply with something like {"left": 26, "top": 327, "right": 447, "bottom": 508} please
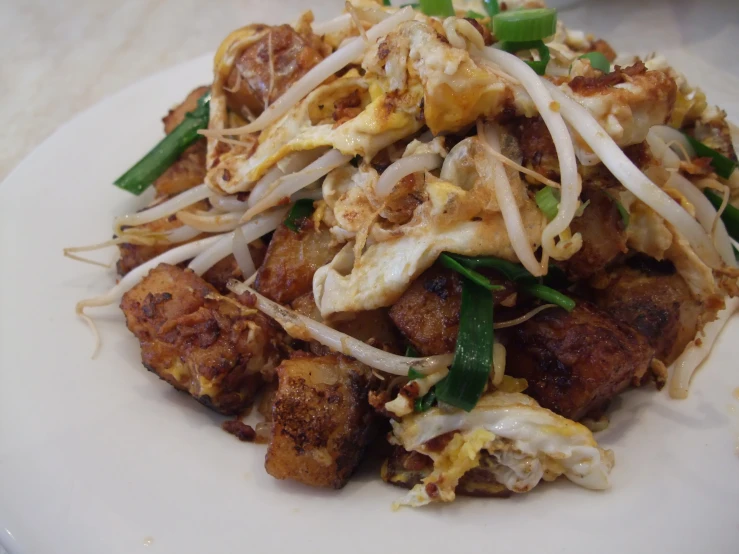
{"left": 1, "top": 53, "right": 739, "bottom": 554}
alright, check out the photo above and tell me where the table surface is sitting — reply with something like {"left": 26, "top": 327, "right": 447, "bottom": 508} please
{"left": 1, "top": 0, "right": 737, "bottom": 182}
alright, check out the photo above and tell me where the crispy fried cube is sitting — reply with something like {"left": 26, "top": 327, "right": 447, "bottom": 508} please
{"left": 156, "top": 85, "right": 209, "bottom": 198}
{"left": 224, "top": 25, "right": 324, "bottom": 117}
{"left": 291, "top": 292, "right": 402, "bottom": 354}
{"left": 592, "top": 257, "right": 703, "bottom": 364}
{"left": 254, "top": 221, "right": 341, "bottom": 305}
{"left": 389, "top": 266, "right": 514, "bottom": 355}
{"left": 265, "top": 353, "right": 376, "bottom": 489}
{"left": 502, "top": 301, "right": 654, "bottom": 420}
{"left": 121, "top": 264, "right": 284, "bottom": 414}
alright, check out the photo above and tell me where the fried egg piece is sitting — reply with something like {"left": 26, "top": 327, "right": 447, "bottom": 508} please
{"left": 390, "top": 391, "right": 614, "bottom": 508}
{"left": 363, "top": 20, "right": 510, "bottom": 134}
{"left": 208, "top": 72, "right": 424, "bottom": 194}
{"left": 313, "top": 137, "right": 545, "bottom": 316}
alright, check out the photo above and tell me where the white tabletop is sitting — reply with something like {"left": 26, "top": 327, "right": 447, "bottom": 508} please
{"left": 1, "top": 0, "right": 737, "bottom": 182}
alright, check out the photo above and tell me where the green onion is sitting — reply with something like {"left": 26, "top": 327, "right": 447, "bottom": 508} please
{"left": 283, "top": 199, "right": 314, "bottom": 232}
{"left": 439, "top": 253, "right": 505, "bottom": 291}
{"left": 493, "top": 8, "right": 557, "bottom": 42}
{"left": 520, "top": 283, "right": 575, "bottom": 312}
{"left": 400, "top": 2, "right": 419, "bottom": 8}
{"left": 483, "top": 0, "right": 500, "bottom": 17}
{"left": 465, "top": 10, "right": 486, "bottom": 19}
{"left": 703, "top": 189, "right": 739, "bottom": 241}
{"left": 408, "top": 368, "right": 424, "bottom": 380}
{"left": 578, "top": 52, "right": 611, "bottom": 73}
{"left": 415, "top": 388, "right": 437, "bottom": 412}
{"left": 114, "top": 91, "right": 211, "bottom": 195}
{"left": 500, "top": 40, "right": 550, "bottom": 75}
{"left": 446, "top": 254, "right": 536, "bottom": 283}
{"left": 603, "top": 190, "right": 630, "bottom": 227}
{"left": 684, "top": 134, "right": 738, "bottom": 179}
{"left": 535, "top": 186, "right": 560, "bottom": 220}
{"left": 435, "top": 278, "right": 494, "bottom": 411}
{"left": 733, "top": 244, "right": 739, "bottom": 262}
{"left": 383, "top": 0, "right": 392, "bottom": 5}
{"left": 419, "top": 0, "right": 454, "bottom": 16}
{"left": 406, "top": 345, "right": 424, "bottom": 380}
{"left": 444, "top": 254, "right": 576, "bottom": 311}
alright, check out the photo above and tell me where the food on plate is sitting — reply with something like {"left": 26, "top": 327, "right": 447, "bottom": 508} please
{"left": 67, "top": 0, "right": 739, "bottom": 507}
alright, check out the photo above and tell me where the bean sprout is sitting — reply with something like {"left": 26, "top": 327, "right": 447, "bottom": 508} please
{"left": 227, "top": 280, "right": 453, "bottom": 376}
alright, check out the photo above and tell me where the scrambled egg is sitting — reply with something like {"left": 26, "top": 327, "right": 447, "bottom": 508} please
{"left": 390, "top": 391, "right": 614, "bottom": 507}
{"left": 208, "top": 71, "right": 424, "bottom": 194}
{"left": 364, "top": 20, "right": 510, "bottom": 134}
{"left": 313, "top": 136, "right": 545, "bottom": 316}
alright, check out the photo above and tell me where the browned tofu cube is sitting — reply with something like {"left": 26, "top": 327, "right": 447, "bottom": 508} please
{"left": 592, "top": 258, "right": 703, "bottom": 364}
{"left": 254, "top": 221, "right": 341, "bottom": 305}
{"left": 224, "top": 25, "right": 324, "bottom": 117}
{"left": 156, "top": 85, "right": 209, "bottom": 198}
{"left": 265, "top": 354, "right": 376, "bottom": 489}
{"left": 563, "top": 187, "right": 627, "bottom": 280}
{"left": 291, "top": 292, "right": 402, "bottom": 354}
{"left": 389, "top": 266, "right": 514, "bottom": 355}
{"left": 502, "top": 301, "right": 654, "bottom": 420}
{"left": 121, "top": 263, "right": 284, "bottom": 414}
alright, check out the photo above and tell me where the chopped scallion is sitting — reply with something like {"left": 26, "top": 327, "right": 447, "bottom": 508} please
{"left": 493, "top": 8, "right": 557, "bottom": 41}
{"left": 500, "top": 39, "right": 551, "bottom": 75}
{"left": 444, "top": 254, "right": 576, "bottom": 311}
{"left": 446, "top": 254, "right": 536, "bottom": 283}
{"left": 114, "top": 90, "right": 211, "bottom": 195}
{"left": 603, "top": 190, "right": 630, "bottom": 227}
{"left": 465, "top": 10, "right": 486, "bottom": 19}
{"left": 578, "top": 52, "right": 611, "bottom": 73}
{"left": 383, "top": 0, "right": 392, "bottom": 5}
{"left": 535, "top": 186, "right": 560, "bottom": 220}
{"left": 683, "top": 134, "right": 738, "bottom": 179}
{"left": 483, "top": 0, "right": 500, "bottom": 17}
{"left": 439, "top": 253, "right": 505, "bottom": 291}
{"left": 415, "top": 388, "right": 437, "bottom": 412}
{"left": 283, "top": 199, "right": 315, "bottom": 232}
{"left": 419, "top": 0, "right": 454, "bottom": 16}
{"left": 520, "top": 283, "right": 575, "bottom": 312}
{"left": 435, "top": 278, "right": 494, "bottom": 411}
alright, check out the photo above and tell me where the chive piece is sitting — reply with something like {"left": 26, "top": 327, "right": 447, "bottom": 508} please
{"left": 408, "top": 368, "right": 424, "bottom": 380}
{"left": 283, "top": 199, "right": 314, "bottom": 232}
{"left": 684, "top": 135, "right": 738, "bottom": 179}
{"left": 465, "top": 10, "right": 486, "bottom": 19}
{"left": 400, "top": 2, "right": 420, "bottom": 7}
{"left": 114, "top": 91, "right": 211, "bottom": 195}
{"left": 703, "top": 189, "right": 739, "bottom": 241}
{"left": 499, "top": 40, "right": 551, "bottom": 75}
{"left": 439, "top": 253, "right": 505, "bottom": 291}
{"left": 535, "top": 186, "right": 560, "bottom": 220}
{"left": 383, "top": 0, "right": 392, "bottom": 5}
{"left": 493, "top": 8, "right": 557, "bottom": 42}
{"left": 578, "top": 52, "right": 611, "bottom": 73}
{"left": 521, "top": 283, "right": 576, "bottom": 312}
{"left": 447, "top": 254, "right": 536, "bottom": 283}
{"left": 419, "top": 0, "right": 454, "bottom": 16}
{"left": 483, "top": 0, "right": 500, "bottom": 17}
{"left": 415, "top": 388, "right": 437, "bottom": 412}
{"left": 733, "top": 245, "right": 739, "bottom": 262}
{"left": 435, "top": 278, "right": 494, "bottom": 411}
{"left": 603, "top": 190, "right": 630, "bottom": 227}
{"left": 406, "top": 345, "right": 424, "bottom": 380}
